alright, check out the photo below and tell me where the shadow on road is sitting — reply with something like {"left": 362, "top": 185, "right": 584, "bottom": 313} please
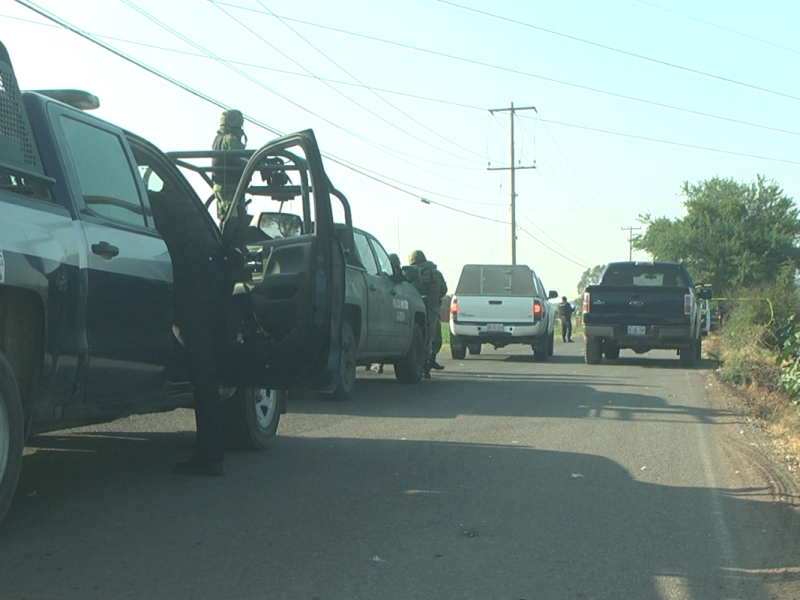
{"left": 2, "top": 433, "right": 798, "bottom": 599}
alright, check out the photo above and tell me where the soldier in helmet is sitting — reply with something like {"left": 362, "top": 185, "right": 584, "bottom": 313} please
{"left": 212, "top": 109, "right": 247, "bottom": 222}
{"left": 408, "top": 250, "right": 446, "bottom": 378}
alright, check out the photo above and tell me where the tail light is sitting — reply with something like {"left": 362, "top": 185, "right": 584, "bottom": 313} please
{"left": 684, "top": 294, "right": 692, "bottom": 315}
{"left": 450, "top": 296, "right": 458, "bottom": 321}
{"left": 533, "top": 300, "right": 543, "bottom": 320}
{"left": 583, "top": 292, "right": 590, "bottom": 314}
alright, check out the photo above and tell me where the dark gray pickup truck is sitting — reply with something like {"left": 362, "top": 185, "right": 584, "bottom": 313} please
{"left": 582, "top": 261, "right": 712, "bottom": 367}
{"left": 0, "top": 41, "right": 345, "bottom": 525}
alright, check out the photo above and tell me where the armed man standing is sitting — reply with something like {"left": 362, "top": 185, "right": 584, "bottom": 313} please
{"left": 408, "top": 250, "right": 445, "bottom": 379}
{"left": 212, "top": 109, "right": 247, "bottom": 222}
{"left": 558, "top": 295, "right": 575, "bottom": 343}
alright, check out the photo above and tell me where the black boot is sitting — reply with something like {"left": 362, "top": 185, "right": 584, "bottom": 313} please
{"left": 429, "top": 359, "right": 445, "bottom": 371}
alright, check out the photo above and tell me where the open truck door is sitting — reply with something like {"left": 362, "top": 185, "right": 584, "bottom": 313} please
{"left": 169, "top": 130, "right": 344, "bottom": 392}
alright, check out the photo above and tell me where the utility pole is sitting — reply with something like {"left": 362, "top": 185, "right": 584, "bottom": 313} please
{"left": 488, "top": 102, "right": 537, "bottom": 265}
{"left": 621, "top": 225, "right": 642, "bottom": 260}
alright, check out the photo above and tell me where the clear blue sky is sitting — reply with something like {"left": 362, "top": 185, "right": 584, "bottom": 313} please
{"left": 3, "top": 0, "right": 799, "bottom": 297}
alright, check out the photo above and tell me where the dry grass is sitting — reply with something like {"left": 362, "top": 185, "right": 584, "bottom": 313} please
{"left": 705, "top": 334, "right": 800, "bottom": 472}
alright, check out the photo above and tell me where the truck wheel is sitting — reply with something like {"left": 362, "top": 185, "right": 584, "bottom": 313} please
{"left": 679, "top": 339, "right": 698, "bottom": 368}
{"left": 395, "top": 325, "right": 424, "bottom": 384}
{"left": 547, "top": 331, "right": 555, "bottom": 356}
{"left": 605, "top": 347, "right": 620, "bottom": 360}
{"left": 695, "top": 336, "right": 703, "bottom": 361}
{"left": 225, "top": 388, "right": 285, "bottom": 451}
{"left": 532, "top": 338, "right": 547, "bottom": 362}
{"left": 585, "top": 336, "right": 602, "bottom": 364}
{"left": 451, "top": 345, "right": 466, "bottom": 360}
{"left": 467, "top": 344, "right": 482, "bottom": 356}
{"left": 329, "top": 322, "right": 357, "bottom": 401}
{"left": 0, "top": 351, "right": 24, "bottom": 526}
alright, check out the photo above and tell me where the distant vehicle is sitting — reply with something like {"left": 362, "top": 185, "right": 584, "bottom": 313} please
{"left": 582, "top": 261, "right": 712, "bottom": 366}
{"left": 449, "top": 264, "right": 558, "bottom": 361}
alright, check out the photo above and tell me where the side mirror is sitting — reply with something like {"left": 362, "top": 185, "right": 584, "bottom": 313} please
{"left": 698, "top": 288, "right": 713, "bottom": 300}
{"left": 548, "top": 290, "right": 559, "bottom": 299}
{"left": 257, "top": 212, "right": 303, "bottom": 239}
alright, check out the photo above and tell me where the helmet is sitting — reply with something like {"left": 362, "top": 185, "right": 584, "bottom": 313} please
{"left": 388, "top": 253, "right": 401, "bottom": 269}
{"left": 408, "top": 249, "right": 426, "bottom": 265}
{"left": 220, "top": 109, "right": 244, "bottom": 129}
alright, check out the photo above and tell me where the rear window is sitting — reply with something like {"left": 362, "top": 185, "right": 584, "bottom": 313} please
{"left": 601, "top": 264, "right": 689, "bottom": 287}
{"left": 456, "top": 265, "right": 535, "bottom": 296}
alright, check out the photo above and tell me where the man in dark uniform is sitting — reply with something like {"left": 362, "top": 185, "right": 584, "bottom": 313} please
{"left": 147, "top": 176, "right": 229, "bottom": 476}
{"left": 558, "top": 295, "right": 574, "bottom": 343}
{"left": 408, "top": 250, "right": 442, "bottom": 379}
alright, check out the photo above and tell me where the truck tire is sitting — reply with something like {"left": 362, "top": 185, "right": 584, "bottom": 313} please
{"left": 605, "top": 347, "right": 620, "bottom": 360}
{"left": 451, "top": 344, "right": 466, "bottom": 360}
{"left": 547, "top": 331, "right": 555, "bottom": 356}
{"left": 329, "top": 322, "right": 357, "bottom": 401}
{"left": 467, "top": 344, "right": 482, "bottom": 356}
{"left": 695, "top": 336, "right": 703, "bottom": 361}
{"left": 225, "top": 388, "right": 284, "bottom": 450}
{"left": 532, "top": 338, "right": 547, "bottom": 362}
{"left": 680, "top": 339, "right": 698, "bottom": 368}
{"left": 0, "top": 351, "right": 24, "bottom": 527}
{"left": 395, "top": 325, "right": 424, "bottom": 384}
{"left": 585, "top": 336, "right": 602, "bottom": 364}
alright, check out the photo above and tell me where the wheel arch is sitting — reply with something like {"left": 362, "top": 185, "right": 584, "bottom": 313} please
{"left": 0, "top": 285, "right": 45, "bottom": 438}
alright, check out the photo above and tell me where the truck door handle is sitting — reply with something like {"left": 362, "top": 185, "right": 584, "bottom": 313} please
{"left": 91, "top": 242, "right": 120, "bottom": 259}
{"left": 489, "top": 300, "right": 502, "bottom": 305}
{"left": 368, "top": 284, "right": 377, "bottom": 291}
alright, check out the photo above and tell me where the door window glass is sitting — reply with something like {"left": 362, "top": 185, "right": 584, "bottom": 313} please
{"left": 354, "top": 232, "right": 379, "bottom": 275}
{"left": 369, "top": 237, "right": 394, "bottom": 277}
{"left": 60, "top": 116, "right": 144, "bottom": 227}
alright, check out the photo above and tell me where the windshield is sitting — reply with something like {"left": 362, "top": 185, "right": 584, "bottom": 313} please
{"left": 601, "top": 264, "right": 690, "bottom": 287}
{"left": 456, "top": 265, "right": 535, "bottom": 296}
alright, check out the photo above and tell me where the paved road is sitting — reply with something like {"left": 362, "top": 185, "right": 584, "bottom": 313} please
{"left": 2, "top": 342, "right": 800, "bottom": 600}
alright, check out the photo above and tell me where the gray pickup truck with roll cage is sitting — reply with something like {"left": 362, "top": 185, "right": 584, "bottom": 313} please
{"left": 0, "top": 40, "right": 345, "bottom": 526}
{"left": 169, "top": 150, "right": 428, "bottom": 401}
{"left": 582, "top": 261, "right": 712, "bottom": 367}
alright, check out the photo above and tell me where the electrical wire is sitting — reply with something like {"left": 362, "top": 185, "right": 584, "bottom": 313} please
{"left": 10, "top": 1, "right": 511, "bottom": 222}
{"left": 120, "top": 0, "right": 499, "bottom": 195}
{"left": 255, "top": 0, "right": 488, "bottom": 163}
{"left": 434, "top": 0, "right": 800, "bottom": 102}
{"left": 629, "top": 0, "right": 800, "bottom": 57}
{"left": 214, "top": 7, "right": 800, "bottom": 140}
{"left": 523, "top": 115, "right": 800, "bottom": 166}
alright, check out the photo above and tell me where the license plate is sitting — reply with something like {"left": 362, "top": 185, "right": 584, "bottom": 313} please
{"left": 627, "top": 325, "right": 646, "bottom": 335}
{"left": 486, "top": 323, "right": 504, "bottom": 332}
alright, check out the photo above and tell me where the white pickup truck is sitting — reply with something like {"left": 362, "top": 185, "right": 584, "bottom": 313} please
{"left": 449, "top": 264, "right": 558, "bottom": 361}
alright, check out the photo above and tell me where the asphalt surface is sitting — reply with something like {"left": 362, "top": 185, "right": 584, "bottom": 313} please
{"left": 2, "top": 341, "right": 800, "bottom": 600}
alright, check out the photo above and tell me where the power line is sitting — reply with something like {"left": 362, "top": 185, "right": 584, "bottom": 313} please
{"left": 11, "top": 0, "right": 509, "bottom": 223}
{"left": 434, "top": 0, "right": 800, "bottom": 102}
{"left": 536, "top": 116, "right": 622, "bottom": 227}
{"left": 524, "top": 116, "right": 800, "bottom": 166}
{"left": 119, "top": 0, "right": 498, "bottom": 196}
{"left": 6, "top": 9, "right": 799, "bottom": 143}
{"left": 629, "top": 0, "right": 800, "bottom": 57}
{"left": 254, "top": 0, "right": 488, "bottom": 163}
{"left": 217, "top": 9, "right": 800, "bottom": 140}
{"left": 517, "top": 224, "right": 591, "bottom": 269}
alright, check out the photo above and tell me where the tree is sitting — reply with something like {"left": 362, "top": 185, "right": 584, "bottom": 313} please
{"left": 577, "top": 264, "right": 606, "bottom": 295}
{"left": 634, "top": 175, "right": 800, "bottom": 295}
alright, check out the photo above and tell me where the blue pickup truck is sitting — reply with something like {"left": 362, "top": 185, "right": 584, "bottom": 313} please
{"left": 0, "top": 42, "right": 345, "bottom": 525}
{"left": 582, "top": 261, "right": 712, "bottom": 367}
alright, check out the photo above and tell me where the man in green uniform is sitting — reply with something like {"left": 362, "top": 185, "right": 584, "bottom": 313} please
{"left": 427, "top": 261, "right": 447, "bottom": 371}
{"left": 408, "top": 250, "right": 444, "bottom": 379}
{"left": 212, "top": 109, "right": 247, "bottom": 222}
